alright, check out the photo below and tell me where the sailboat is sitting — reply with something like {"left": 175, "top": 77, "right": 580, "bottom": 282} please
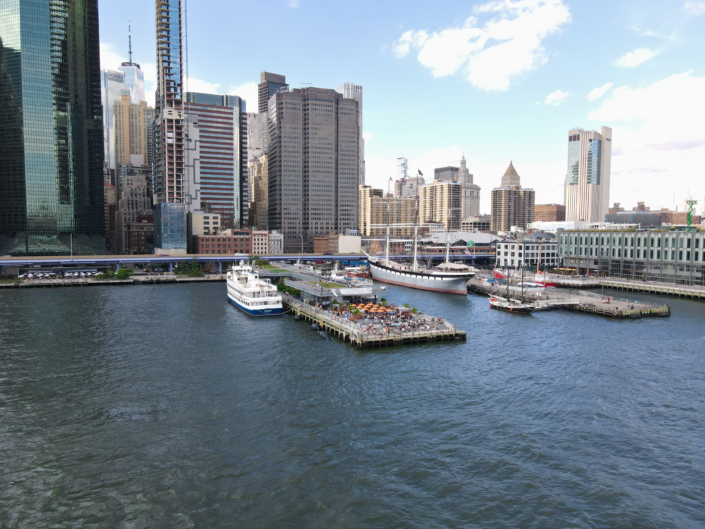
{"left": 365, "top": 185, "right": 476, "bottom": 295}
{"left": 488, "top": 264, "right": 537, "bottom": 313}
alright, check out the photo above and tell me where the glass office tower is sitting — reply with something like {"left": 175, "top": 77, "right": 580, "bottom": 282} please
{"left": 0, "top": 0, "right": 105, "bottom": 256}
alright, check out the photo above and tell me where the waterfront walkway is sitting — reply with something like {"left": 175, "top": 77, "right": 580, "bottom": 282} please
{"left": 282, "top": 294, "right": 466, "bottom": 349}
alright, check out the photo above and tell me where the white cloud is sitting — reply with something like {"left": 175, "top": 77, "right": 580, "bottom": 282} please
{"left": 228, "top": 82, "right": 259, "bottom": 112}
{"left": 588, "top": 71, "right": 705, "bottom": 209}
{"left": 393, "top": 30, "right": 429, "bottom": 58}
{"left": 586, "top": 82, "right": 613, "bottom": 101}
{"left": 363, "top": 132, "right": 374, "bottom": 142}
{"left": 544, "top": 89, "right": 569, "bottom": 106}
{"left": 288, "top": 0, "right": 300, "bottom": 7}
{"left": 184, "top": 77, "right": 221, "bottom": 94}
{"left": 684, "top": 1, "right": 705, "bottom": 14}
{"left": 392, "top": 0, "right": 571, "bottom": 91}
{"left": 615, "top": 48, "right": 657, "bottom": 68}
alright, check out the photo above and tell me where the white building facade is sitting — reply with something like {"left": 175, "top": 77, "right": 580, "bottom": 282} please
{"left": 565, "top": 127, "right": 612, "bottom": 223}
{"left": 496, "top": 239, "right": 559, "bottom": 269}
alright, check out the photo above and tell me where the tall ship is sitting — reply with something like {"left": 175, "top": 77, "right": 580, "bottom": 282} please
{"left": 226, "top": 263, "right": 283, "bottom": 316}
{"left": 364, "top": 195, "right": 476, "bottom": 295}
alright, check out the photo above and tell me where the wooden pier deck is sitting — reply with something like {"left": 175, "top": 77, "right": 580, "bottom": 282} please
{"left": 467, "top": 279, "right": 671, "bottom": 319}
{"left": 282, "top": 294, "right": 466, "bottom": 349}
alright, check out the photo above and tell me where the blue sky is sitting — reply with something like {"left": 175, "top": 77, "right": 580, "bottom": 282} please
{"left": 99, "top": 0, "right": 705, "bottom": 215}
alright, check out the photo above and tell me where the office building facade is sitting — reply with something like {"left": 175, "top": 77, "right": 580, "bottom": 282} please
{"left": 185, "top": 92, "right": 247, "bottom": 230}
{"left": 0, "top": 0, "right": 105, "bottom": 256}
{"left": 559, "top": 229, "right": 705, "bottom": 285}
{"left": 535, "top": 204, "right": 566, "bottom": 222}
{"left": 490, "top": 162, "right": 535, "bottom": 232}
{"left": 250, "top": 154, "right": 269, "bottom": 231}
{"left": 267, "top": 87, "right": 359, "bottom": 252}
{"left": 101, "top": 70, "right": 126, "bottom": 173}
{"left": 337, "top": 82, "right": 364, "bottom": 185}
{"left": 113, "top": 93, "right": 155, "bottom": 187}
{"left": 565, "top": 126, "right": 612, "bottom": 223}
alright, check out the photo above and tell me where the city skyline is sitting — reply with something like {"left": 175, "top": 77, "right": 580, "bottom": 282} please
{"left": 97, "top": 0, "right": 705, "bottom": 216}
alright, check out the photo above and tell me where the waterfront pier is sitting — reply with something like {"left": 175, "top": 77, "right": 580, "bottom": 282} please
{"left": 282, "top": 294, "right": 466, "bottom": 349}
{"left": 466, "top": 278, "right": 671, "bottom": 319}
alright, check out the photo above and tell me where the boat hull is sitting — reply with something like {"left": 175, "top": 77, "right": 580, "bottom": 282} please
{"left": 368, "top": 261, "right": 470, "bottom": 295}
{"left": 489, "top": 304, "right": 534, "bottom": 314}
{"left": 227, "top": 293, "right": 283, "bottom": 316}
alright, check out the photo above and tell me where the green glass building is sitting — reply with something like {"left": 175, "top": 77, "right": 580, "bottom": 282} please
{"left": 0, "top": 0, "right": 105, "bottom": 256}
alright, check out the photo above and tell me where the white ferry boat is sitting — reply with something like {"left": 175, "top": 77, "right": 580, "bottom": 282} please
{"left": 226, "top": 263, "right": 283, "bottom": 316}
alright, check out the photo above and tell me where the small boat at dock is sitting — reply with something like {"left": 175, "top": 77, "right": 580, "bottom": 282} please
{"left": 227, "top": 262, "right": 283, "bottom": 316}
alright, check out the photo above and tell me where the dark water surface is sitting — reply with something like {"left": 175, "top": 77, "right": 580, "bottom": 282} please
{"left": 1, "top": 283, "right": 704, "bottom": 528}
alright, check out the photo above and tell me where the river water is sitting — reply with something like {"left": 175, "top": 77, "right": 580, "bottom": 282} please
{"left": 0, "top": 282, "right": 704, "bottom": 528}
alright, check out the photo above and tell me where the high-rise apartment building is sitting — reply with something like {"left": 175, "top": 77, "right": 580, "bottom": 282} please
{"left": 359, "top": 186, "right": 416, "bottom": 237}
{"left": 420, "top": 181, "right": 462, "bottom": 231}
{"left": 565, "top": 126, "right": 612, "bottom": 223}
{"left": 0, "top": 0, "right": 105, "bottom": 256}
{"left": 337, "top": 83, "right": 364, "bottom": 185}
{"left": 153, "top": 0, "right": 201, "bottom": 253}
{"left": 267, "top": 87, "right": 359, "bottom": 252}
{"left": 490, "top": 162, "right": 535, "bottom": 232}
{"left": 185, "top": 92, "right": 247, "bottom": 229}
{"left": 101, "top": 70, "right": 125, "bottom": 173}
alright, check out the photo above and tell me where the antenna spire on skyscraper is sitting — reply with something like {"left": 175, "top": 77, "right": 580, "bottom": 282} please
{"left": 128, "top": 18, "right": 132, "bottom": 64}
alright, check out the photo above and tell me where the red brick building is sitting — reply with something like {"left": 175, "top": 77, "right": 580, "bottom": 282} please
{"left": 192, "top": 229, "right": 252, "bottom": 255}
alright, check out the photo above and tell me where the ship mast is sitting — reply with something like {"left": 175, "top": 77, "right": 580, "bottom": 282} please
{"left": 385, "top": 177, "right": 391, "bottom": 266}
{"left": 413, "top": 183, "right": 419, "bottom": 272}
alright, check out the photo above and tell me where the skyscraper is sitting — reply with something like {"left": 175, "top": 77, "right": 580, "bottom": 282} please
{"left": 185, "top": 92, "right": 247, "bottom": 230}
{"left": 337, "top": 82, "right": 364, "bottom": 185}
{"left": 101, "top": 69, "right": 126, "bottom": 172}
{"left": 565, "top": 126, "right": 612, "bottom": 223}
{"left": 153, "top": 0, "right": 201, "bottom": 253}
{"left": 0, "top": 0, "right": 105, "bottom": 256}
{"left": 490, "top": 162, "right": 535, "bottom": 232}
{"left": 117, "top": 20, "right": 146, "bottom": 104}
{"left": 459, "top": 155, "right": 481, "bottom": 218}
{"left": 258, "top": 72, "right": 288, "bottom": 114}
{"left": 267, "top": 87, "right": 359, "bottom": 252}
{"left": 394, "top": 157, "right": 409, "bottom": 196}
{"left": 114, "top": 93, "right": 155, "bottom": 172}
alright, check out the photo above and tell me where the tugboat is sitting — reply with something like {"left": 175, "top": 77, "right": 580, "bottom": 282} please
{"left": 226, "top": 261, "right": 283, "bottom": 316}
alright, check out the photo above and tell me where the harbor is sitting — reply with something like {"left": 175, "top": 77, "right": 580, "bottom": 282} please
{"left": 466, "top": 276, "right": 671, "bottom": 319}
